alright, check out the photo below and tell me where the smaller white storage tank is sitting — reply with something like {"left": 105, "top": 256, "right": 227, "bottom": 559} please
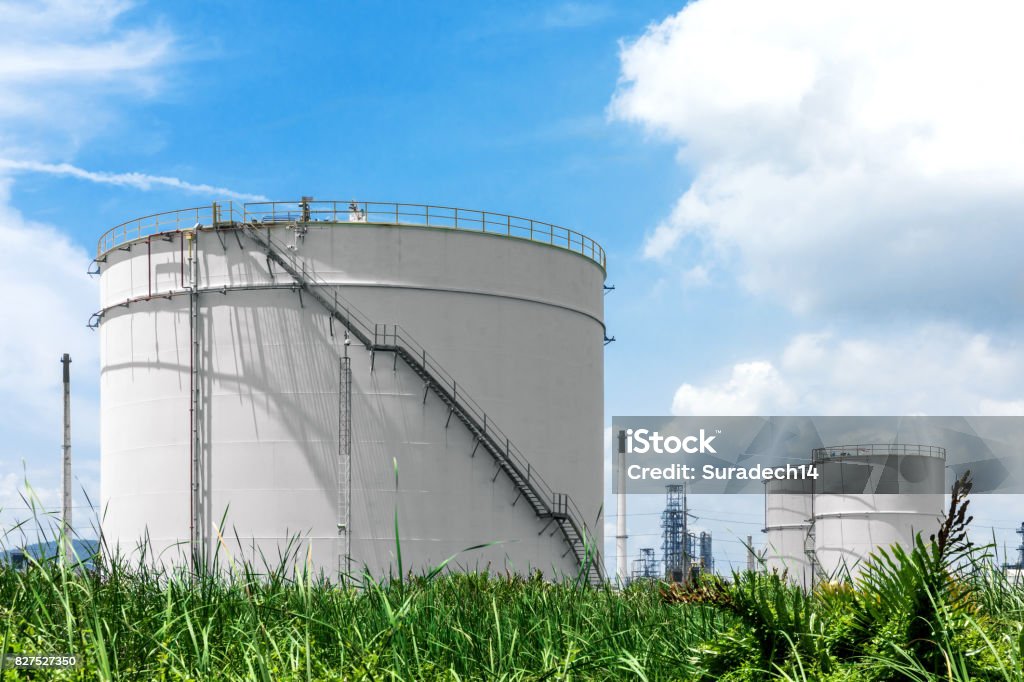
{"left": 811, "top": 444, "right": 945, "bottom": 581}
{"left": 764, "top": 444, "right": 946, "bottom": 586}
{"left": 763, "top": 477, "right": 814, "bottom": 590}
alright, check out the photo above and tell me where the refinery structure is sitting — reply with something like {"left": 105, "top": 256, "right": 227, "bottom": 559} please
{"left": 626, "top": 442, "right": 949, "bottom": 587}
{"left": 615, "top": 423, "right": 951, "bottom": 587}
{"left": 93, "top": 200, "right": 605, "bottom": 582}
{"left": 627, "top": 485, "right": 714, "bottom": 584}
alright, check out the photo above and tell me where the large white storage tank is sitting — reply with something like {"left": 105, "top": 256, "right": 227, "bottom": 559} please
{"left": 95, "top": 200, "right": 605, "bottom": 581}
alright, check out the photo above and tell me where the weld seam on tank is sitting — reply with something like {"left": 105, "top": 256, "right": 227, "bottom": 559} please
{"left": 813, "top": 510, "right": 942, "bottom": 519}
{"left": 96, "top": 280, "right": 604, "bottom": 329}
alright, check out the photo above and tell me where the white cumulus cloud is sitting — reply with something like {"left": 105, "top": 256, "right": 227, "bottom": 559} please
{"left": 612, "top": 0, "right": 1024, "bottom": 320}
{"left": 672, "top": 325, "right": 1024, "bottom": 416}
{"left": 673, "top": 361, "right": 793, "bottom": 415}
{"left": 0, "top": 177, "right": 100, "bottom": 532}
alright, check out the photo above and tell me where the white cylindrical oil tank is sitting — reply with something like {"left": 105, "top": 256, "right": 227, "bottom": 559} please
{"left": 96, "top": 201, "right": 605, "bottom": 580}
{"left": 811, "top": 445, "right": 945, "bottom": 581}
{"left": 763, "top": 478, "right": 814, "bottom": 589}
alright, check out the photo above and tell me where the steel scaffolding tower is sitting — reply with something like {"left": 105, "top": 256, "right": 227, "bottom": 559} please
{"left": 631, "top": 547, "right": 659, "bottom": 581}
{"left": 662, "top": 485, "right": 689, "bottom": 582}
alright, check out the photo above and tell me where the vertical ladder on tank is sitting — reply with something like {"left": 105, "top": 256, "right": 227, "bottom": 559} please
{"left": 337, "top": 356, "right": 353, "bottom": 578}
{"left": 186, "top": 227, "right": 204, "bottom": 575}
{"left": 238, "top": 221, "right": 604, "bottom": 585}
{"left": 803, "top": 524, "right": 818, "bottom": 588}
{"left": 803, "top": 483, "right": 827, "bottom": 588}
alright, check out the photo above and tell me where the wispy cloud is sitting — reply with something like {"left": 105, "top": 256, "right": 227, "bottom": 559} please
{"left": 0, "top": 0, "right": 134, "bottom": 37}
{"left": 0, "top": 32, "right": 172, "bottom": 82}
{"left": 0, "top": 159, "right": 268, "bottom": 202}
{"left": 0, "top": 2, "right": 261, "bottom": 202}
{"left": 0, "top": 0, "right": 176, "bottom": 152}
{"left": 540, "top": 2, "right": 613, "bottom": 29}
{"left": 458, "top": 1, "right": 612, "bottom": 41}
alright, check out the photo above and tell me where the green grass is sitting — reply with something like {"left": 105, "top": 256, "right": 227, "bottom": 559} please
{"left": 2, "top": 474, "right": 1023, "bottom": 680}
{"left": 2, "top": 543, "right": 1022, "bottom": 680}
{"left": 0, "top": 553, "right": 728, "bottom": 680}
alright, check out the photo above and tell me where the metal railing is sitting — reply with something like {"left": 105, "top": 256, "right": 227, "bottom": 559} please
{"left": 96, "top": 200, "right": 605, "bottom": 270}
{"left": 95, "top": 202, "right": 242, "bottom": 258}
{"left": 812, "top": 444, "right": 947, "bottom": 461}
{"left": 244, "top": 224, "right": 603, "bottom": 581}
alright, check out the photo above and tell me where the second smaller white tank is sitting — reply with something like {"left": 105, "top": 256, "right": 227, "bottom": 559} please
{"left": 763, "top": 478, "right": 814, "bottom": 590}
{"left": 764, "top": 444, "right": 946, "bottom": 586}
{"left": 812, "top": 445, "right": 945, "bottom": 581}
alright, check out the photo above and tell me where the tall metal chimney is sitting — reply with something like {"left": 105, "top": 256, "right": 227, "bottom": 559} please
{"left": 61, "top": 353, "right": 72, "bottom": 564}
{"left": 616, "top": 429, "right": 628, "bottom": 583}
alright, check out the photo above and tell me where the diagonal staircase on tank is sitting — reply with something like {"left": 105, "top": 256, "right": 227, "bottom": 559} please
{"left": 804, "top": 521, "right": 829, "bottom": 587}
{"left": 238, "top": 221, "right": 605, "bottom": 585}
{"left": 382, "top": 342, "right": 603, "bottom": 586}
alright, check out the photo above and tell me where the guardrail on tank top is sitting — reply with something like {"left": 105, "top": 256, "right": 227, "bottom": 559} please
{"left": 811, "top": 443, "right": 947, "bottom": 461}
{"left": 96, "top": 200, "right": 606, "bottom": 270}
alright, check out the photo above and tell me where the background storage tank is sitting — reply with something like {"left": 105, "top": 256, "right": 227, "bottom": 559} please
{"left": 764, "top": 444, "right": 945, "bottom": 585}
{"left": 812, "top": 444, "right": 945, "bottom": 580}
{"left": 763, "top": 477, "right": 814, "bottom": 590}
{"left": 95, "top": 200, "right": 606, "bottom": 581}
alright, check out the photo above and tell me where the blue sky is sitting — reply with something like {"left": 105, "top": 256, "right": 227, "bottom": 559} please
{"left": 2, "top": 0, "right": 1024, "bottom": 574}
